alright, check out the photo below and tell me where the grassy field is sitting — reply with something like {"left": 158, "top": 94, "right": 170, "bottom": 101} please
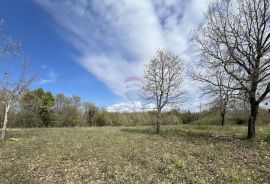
{"left": 0, "top": 125, "right": 270, "bottom": 183}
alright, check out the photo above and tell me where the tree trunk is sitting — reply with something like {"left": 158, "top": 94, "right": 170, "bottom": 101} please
{"left": 220, "top": 113, "right": 225, "bottom": 126}
{"left": 1, "top": 100, "right": 11, "bottom": 141}
{"left": 220, "top": 108, "right": 226, "bottom": 126}
{"left": 156, "top": 110, "right": 161, "bottom": 134}
{"left": 247, "top": 103, "right": 258, "bottom": 140}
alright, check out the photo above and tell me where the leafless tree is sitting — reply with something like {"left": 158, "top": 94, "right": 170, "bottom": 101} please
{"left": 193, "top": 67, "right": 235, "bottom": 126}
{"left": 0, "top": 25, "right": 21, "bottom": 60}
{"left": 143, "top": 49, "right": 185, "bottom": 133}
{"left": 0, "top": 23, "right": 34, "bottom": 140}
{"left": 194, "top": 0, "right": 270, "bottom": 139}
{"left": 0, "top": 61, "right": 33, "bottom": 141}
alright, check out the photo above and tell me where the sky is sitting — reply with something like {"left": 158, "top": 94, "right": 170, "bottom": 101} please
{"left": 0, "top": 0, "right": 211, "bottom": 112}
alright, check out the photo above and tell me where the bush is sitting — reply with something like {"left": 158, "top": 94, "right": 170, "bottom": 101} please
{"left": 161, "top": 114, "right": 181, "bottom": 125}
{"left": 11, "top": 111, "right": 43, "bottom": 128}
{"left": 94, "top": 112, "right": 111, "bottom": 127}
{"left": 257, "top": 109, "right": 270, "bottom": 124}
{"left": 180, "top": 111, "right": 200, "bottom": 124}
{"left": 192, "top": 113, "right": 220, "bottom": 125}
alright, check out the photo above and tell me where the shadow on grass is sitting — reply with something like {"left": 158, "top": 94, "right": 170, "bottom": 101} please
{"left": 120, "top": 126, "right": 246, "bottom": 142}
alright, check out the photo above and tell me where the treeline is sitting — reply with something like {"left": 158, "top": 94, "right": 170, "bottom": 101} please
{"left": 2, "top": 88, "right": 183, "bottom": 128}
{"left": 2, "top": 88, "right": 269, "bottom": 128}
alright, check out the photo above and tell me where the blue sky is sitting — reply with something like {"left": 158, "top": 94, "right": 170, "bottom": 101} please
{"left": 0, "top": 0, "right": 209, "bottom": 111}
{"left": 0, "top": 0, "right": 122, "bottom": 107}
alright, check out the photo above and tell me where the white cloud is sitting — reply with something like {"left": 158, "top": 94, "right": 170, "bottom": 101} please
{"left": 107, "top": 101, "right": 144, "bottom": 112}
{"left": 34, "top": 0, "right": 210, "bottom": 111}
{"left": 107, "top": 101, "right": 175, "bottom": 112}
{"left": 35, "top": 70, "right": 58, "bottom": 85}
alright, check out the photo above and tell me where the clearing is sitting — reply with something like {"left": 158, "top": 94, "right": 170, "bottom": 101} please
{"left": 0, "top": 125, "right": 270, "bottom": 183}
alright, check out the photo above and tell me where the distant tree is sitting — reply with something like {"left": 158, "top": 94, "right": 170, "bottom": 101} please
{"left": 193, "top": 67, "right": 235, "bottom": 126}
{"left": 53, "top": 94, "right": 81, "bottom": 126}
{"left": 83, "top": 102, "right": 99, "bottom": 126}
{"left": 94, "top": 111, "right": 110, "bottom": 127}
{"left": 194, "top": 0, "right": 270, "bottom": 139}
{"left": 54, "top": 93, "right": 66, "bottom": 114}
{"left": 22, "top": 88, "right": 55, "bottom": 127}
{"left": 143, "top": 49, "right": 185, "bottom": 133}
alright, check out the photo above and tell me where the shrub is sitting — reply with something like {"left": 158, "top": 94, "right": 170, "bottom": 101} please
{"left": 181, "top": 111, "right": 200, "bottom": 124}
{"left": 161, "top": 114, "right": 182, "bottom": 125}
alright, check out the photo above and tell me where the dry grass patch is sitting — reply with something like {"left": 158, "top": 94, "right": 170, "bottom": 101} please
{"left": 0, "top": 125, "right": 269, "bottom": 183}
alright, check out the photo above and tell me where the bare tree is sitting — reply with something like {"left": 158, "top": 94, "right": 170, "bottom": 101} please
{"left": 0, "top": 25, "right": 21, "bottom": 60}
{"left": 0, "top": 24, "right": 33, "bottom": 140}
{"left": 193, "top": 67, "right": 235, "bottom": 126}
{"left": 194, "top": 0, "right": 270, "bottom": 139}
{"left": 143, "top": 49, "right": 185, "bottom": 133}
{"left": 0, "top": 61, "right": 33, "bottom": 141}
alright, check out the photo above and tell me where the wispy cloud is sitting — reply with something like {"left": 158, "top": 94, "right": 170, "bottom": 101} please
{"left": 36, "top": 70, "right": 58, "bottom": 85}
{"left": 34, "top": 0, "right": 210, "bottom": 111}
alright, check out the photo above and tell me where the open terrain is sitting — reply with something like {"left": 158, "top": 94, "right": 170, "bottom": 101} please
{"left": 1, "top": 125, "right": 270, "bottom": 183}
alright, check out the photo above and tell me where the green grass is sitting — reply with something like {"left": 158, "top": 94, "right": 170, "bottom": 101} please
{"left": 0, "top": 125, "right": 270, "bottom": 183}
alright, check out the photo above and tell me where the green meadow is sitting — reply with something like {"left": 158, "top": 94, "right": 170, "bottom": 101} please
{"left": 1, "top": 125, "right": 269, "bottom": 183}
